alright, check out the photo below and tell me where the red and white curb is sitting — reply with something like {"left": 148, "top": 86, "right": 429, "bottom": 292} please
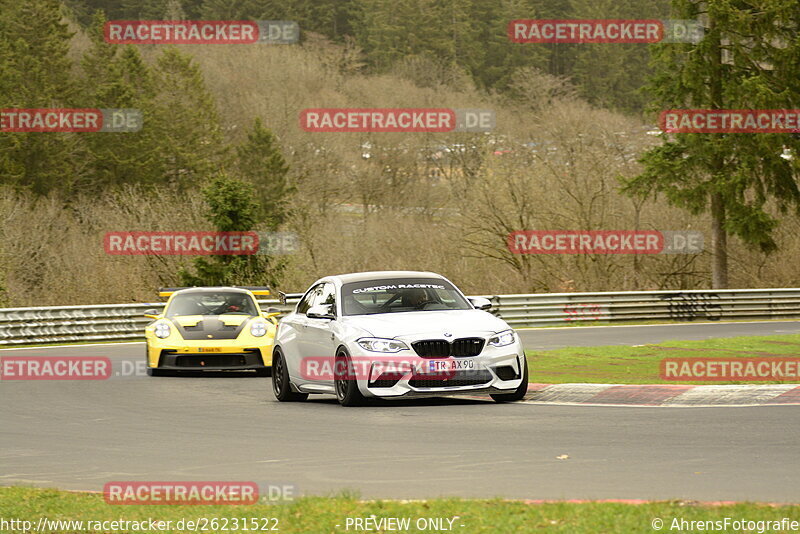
{"left": 523, "top": 383, "right": 800, "bottom": 407}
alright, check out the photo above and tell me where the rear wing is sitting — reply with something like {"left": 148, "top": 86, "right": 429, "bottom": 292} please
{"left": 278, "top": 291, "right": 305, "bottom": 305}
{"left": 158, "top": 286, "right": 271, "bottom": 298}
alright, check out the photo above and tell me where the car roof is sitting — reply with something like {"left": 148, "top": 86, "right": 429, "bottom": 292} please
{"left": 326, "top": 271, "right": 445, "bottom": 284}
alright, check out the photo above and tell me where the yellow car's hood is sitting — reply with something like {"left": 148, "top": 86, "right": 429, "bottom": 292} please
{"left": 171, "top": 314, "right": 250, "bottom": 327}
{"left": 167, "top": 314, "right": 257, "bottom": 340}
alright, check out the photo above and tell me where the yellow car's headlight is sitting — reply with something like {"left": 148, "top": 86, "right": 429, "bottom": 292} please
{"left": 154, "top": 321, "right": 171, "bottom": 339}
{"left": 250, "top": 320, "right": 268, "bottom": 337}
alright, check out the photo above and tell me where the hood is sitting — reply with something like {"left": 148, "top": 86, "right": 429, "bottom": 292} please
{"left": 171, "top": 315, "right": 251, "bottom": 327}
{"left": 169, "top": 314, "right": 252, "bottom": 340}
{"left": 343, "top": 309, "right": 510, "bottom": 340}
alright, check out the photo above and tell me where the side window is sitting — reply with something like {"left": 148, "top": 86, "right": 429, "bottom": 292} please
{"left": 317, "top": 283, "right": 337, "bottom": 316}
{"left": 296, "top": 284, "right": 322, "bottom": 315}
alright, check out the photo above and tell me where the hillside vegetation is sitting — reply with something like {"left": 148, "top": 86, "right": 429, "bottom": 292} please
{"left": 0, "top": 0, "right": 798, "bottom": 305}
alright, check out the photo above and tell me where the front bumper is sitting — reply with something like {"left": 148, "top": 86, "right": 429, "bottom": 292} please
{"left": 155, "top": 349, "right": 267, "bottom": 371}
{"left": 351, "top": 345, "right": 525, "bottom": 398}
{"left": 145, "top": 321, "right": 276, "bottom": 371}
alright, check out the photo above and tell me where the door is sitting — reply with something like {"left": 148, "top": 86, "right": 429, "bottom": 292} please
{"left": 302, "top": 282, "right": 338, "bottom": 388}
{"left": 280, "top": 284, "right": 321, "bottom": 382}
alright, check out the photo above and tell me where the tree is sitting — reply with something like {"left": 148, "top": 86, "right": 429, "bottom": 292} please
{"left": 467, "top": 0, "right": 549, "bottom": 91}
{"left": 199, "top": 0, "right": 262, "bottom": 19}
{"left": 569, "top": 0, "right": 670, "bottom": 113}
{"left": 351, "top": 0, "right": 481, "bottom": 72}
{"left": 200, "top": 0, "right": 355, "bottom": 40}
{"left": 623, "top": 0, "right": 800, "bottom": 288}
{"left": 150, "top": 48, "right": 226, "bottom": 188}
{"left": 79, "top": 12, "right": 166, "bottom": 189}
{"left": 0, "top": 0, "right": 87, "bottom": 195}
{"left": 234, "top": 118, "right": 292, "bottom": 229}
{"left": 179, "top": 175, "right": 284, "bottom": 287}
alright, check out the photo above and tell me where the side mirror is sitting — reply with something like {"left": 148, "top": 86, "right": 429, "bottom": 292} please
{"left": 143, "top": 309, "right": 160, "bottom": 319}
{"left": 306, "top": 305, "right": 335, "bottom": 320}
{"left": 263, "top": 311, "right": 281, "bottom": 325}
{"left": 469, "top": 297, "right": 492, "bottom": 311}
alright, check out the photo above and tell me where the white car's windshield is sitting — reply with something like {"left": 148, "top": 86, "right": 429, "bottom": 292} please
{"left": 166, "top": 292, "right": 258, "bottom": 317}
{"left": 341, "top": 278, "right": 472, "bottom": 316}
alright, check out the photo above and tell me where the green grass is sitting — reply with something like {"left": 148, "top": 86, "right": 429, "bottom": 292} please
{"left": 526, "top": 334, "right": 800, "bottom": 385}
{"left": 0, "top": 487, "right": 798, "bottom": 533}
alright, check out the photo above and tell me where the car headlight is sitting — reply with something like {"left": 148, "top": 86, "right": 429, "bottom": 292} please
{"left": 154, "top": 321, "right": 171, "bottom": 339}
{"left": 488, "top": 329, "right": 515, "bottom": 347}
{"left": 356, "top": 338, "right": 409, "bottom": 353}
{"left": 250, "top": 320, "right": 268, "bottom": 337}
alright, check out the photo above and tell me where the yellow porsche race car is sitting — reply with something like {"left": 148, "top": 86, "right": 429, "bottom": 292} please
{"left": 143, "top": 286, "right": 279, "bottom": 376}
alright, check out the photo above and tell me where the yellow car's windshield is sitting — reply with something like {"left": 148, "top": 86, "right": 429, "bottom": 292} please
{"left": 165, "top": 292, "right": 258, "bottom": 317}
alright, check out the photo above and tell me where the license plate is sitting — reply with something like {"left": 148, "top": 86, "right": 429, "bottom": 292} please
{"left": 427, "top": 359, "right": 475, "bottom": 372}
{"left": 198, "top": 347, "right": 223, "bottom": 353}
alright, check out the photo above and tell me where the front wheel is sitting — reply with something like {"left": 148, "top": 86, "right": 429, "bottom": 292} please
{"left": 335, "top": 351, "right": 366, "bottom": 407}
{"left": 272, "top": 349, "right": 308, "bottom": 402}
{"left": 490, "top": 356, "right": 529, "bottom": 403}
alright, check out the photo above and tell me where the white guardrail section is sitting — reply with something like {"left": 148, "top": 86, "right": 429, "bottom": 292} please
{"left": 0, "top": 288, "right": 799, "bottom": 345}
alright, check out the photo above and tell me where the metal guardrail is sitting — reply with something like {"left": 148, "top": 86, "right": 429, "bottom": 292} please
{"left": 0, "top": 289, "right": 798, "bottom": 345}
{"left": 478, "top": 288, "right": 800, "bottom": 328}
{"left": 0, "top": 299, "right": 288, "bottom": 346}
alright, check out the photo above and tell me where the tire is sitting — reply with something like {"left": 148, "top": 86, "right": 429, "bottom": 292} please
{"left": 271, "top": 349, "right": 308, "bottom": 402}
{"left": 490, "top": 356, "right": 529, "bottom": 403}
{"left": 255, "top": 367, "right": 271, "bottom": 377}
{"left": 146, "top": 367, "right": 165, "bottom": 377}
{"left": 334, "top": 350, "right": 366, "bottom": 407}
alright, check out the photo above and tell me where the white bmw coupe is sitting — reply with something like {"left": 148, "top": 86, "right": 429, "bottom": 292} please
{"left": 271, "top": 271, "right": 528, "bottom": 406}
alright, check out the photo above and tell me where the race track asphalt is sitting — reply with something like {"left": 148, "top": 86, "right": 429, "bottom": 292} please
{"left": 2, "top": 321, "right": 799, "bottom": 502}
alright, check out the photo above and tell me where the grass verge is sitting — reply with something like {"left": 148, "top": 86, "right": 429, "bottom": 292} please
{"left": 0, "top": 487, "right": 798, "bottom": 533}
{"left": 526, "top": 334, "right": 800, "bottom": 385}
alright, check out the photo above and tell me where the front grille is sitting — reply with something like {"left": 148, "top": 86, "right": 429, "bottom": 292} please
{"left": 411, "top": 340, "right": 451, "bottom": 358}
{"left": 408, "top": 370, "right": 493, "bottom": 388}
{"left": 175, "top": 354, "right": 247, "bottom": 367}
{"left": 412, "top": 338, "right": 485, "bottom": 358}
{"left": 451, "top": 338, "right": 485, "bottom": 357}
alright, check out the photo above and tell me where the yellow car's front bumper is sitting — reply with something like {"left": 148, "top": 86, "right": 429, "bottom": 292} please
{"left": 145, "top": 325, "right": 276, "bottom": 371}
